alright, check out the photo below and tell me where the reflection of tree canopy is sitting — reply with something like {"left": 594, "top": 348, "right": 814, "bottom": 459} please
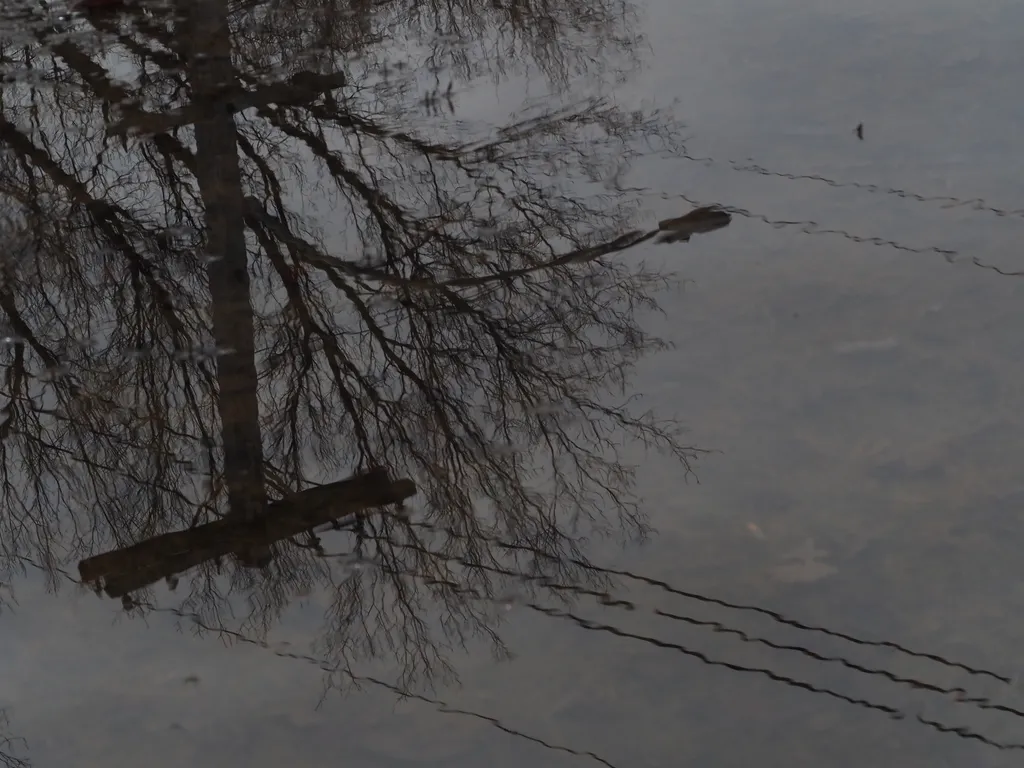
{"left": 0, "top": 0, "right": 694, "bottom": 708}
{"left": 225, "top": 0, "right": 643, "bottom": 89}
{"left": 3, "top": 5, "right": 1021, "bottom": 768}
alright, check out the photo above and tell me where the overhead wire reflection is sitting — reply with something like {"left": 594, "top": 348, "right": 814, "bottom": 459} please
{"left": 305, "top": 522, "right": 1024, "bottom": 751}
{"left": 637, "top": 148, "right": 1024, "bottom": 276}
{"left": 675, "top": 150, "right": 1024, "bottom": 223}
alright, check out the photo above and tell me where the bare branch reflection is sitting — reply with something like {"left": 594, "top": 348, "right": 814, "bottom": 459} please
{"left": 0, "top": 0, "right": 705, "bottom": 706}
{"left": 0, "top": 710, "right": 27, "bottom": 768}
{"left": 0, "top": 1, "right": 1020, "bottom": 767}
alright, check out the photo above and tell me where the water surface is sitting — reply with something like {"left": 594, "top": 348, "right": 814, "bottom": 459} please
{"left": 3, "top": 1, "right": 1024, "bottom": 767}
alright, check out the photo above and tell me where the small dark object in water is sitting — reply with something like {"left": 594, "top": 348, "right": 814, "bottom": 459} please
{"left": 655, "top": 205, "right": 732, "bottom": 244}
{"left": 855, "top": 122, "right": 864, "bottom": 140}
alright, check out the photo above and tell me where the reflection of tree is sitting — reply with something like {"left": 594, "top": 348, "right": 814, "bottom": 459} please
{"left": 226, "top": 0, "right": 644, "bottom": 93}
{"left": 0, "top": 0, "right": 701, "bottom": 703}
{"left": 2, "top": 3, "right": 1017, "bottom": 766}
{"left": 0, "top": 710, "right": 27, "bottom": 768}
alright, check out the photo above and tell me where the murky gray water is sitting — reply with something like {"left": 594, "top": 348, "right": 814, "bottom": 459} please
{"left": 3, "top": 1, "right": 1024, "bottom": 766}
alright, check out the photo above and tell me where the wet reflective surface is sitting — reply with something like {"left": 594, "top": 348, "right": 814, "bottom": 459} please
{"left": 4, "top": 1, "right": 1024, "bottom": 766}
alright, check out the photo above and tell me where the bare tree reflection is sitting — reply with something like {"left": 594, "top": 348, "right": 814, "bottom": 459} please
{"left": 2, "top": 2, "right": 1020, "bottom": 767}
{"left": 0, "top": 710, "right": 26, "bottom": 768}
{"left": 0, "top": 0, "right": 705, "bottom": 701}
